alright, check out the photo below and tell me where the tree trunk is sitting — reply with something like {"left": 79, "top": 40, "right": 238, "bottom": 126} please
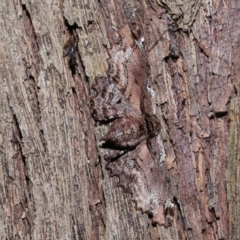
{"left": 0, "top": 0, "right": 239, "bottom": 239}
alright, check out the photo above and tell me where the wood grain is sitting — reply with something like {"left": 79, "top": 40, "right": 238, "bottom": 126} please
{"left": 0, "top": 0, "right": 239, "bottom": 239}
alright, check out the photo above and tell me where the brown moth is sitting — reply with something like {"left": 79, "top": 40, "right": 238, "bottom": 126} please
{"left": 101, "top": 115, "right": 147, "bottom": 149}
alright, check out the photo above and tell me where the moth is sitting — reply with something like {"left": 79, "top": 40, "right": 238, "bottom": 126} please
{"left": 91, "top": 76, "right": 160, "bottom": 160}
{"left": 90, "top": 20, "right": 171, "bottom": 225}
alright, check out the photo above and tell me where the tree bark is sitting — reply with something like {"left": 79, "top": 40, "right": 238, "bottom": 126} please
{"left": 0, "top": 0, "right": 239, "bottom": 239}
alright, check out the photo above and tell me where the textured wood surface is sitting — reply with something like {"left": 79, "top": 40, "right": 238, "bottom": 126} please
{"left": 0, "top": 0, "right": 239, "bottom": 239}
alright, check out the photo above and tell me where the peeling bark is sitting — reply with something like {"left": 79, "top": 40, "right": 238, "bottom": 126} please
{"left": 0, "top": 0, "right": 239, "bottom": 239}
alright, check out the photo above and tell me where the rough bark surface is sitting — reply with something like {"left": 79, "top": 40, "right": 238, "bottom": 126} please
{"left": 0, "top": 0, "right": 239, "bottom": 240}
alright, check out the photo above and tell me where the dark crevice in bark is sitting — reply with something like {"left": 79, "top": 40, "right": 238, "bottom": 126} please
{"left": 214, "top": 111, "right": 228, "bottom": 118}
{"left": 11, "top": 107, "right": 27, "bottom": 178}
{"left": 9, "top": 102, "right": 33, "bottom": 237}
{"left": 76, "top": 219, "right": 86, "bottom": 240}
{"left": 21, "top": 4, "right": 41, "bottom": 72}
{"left": 71, "top": 87, "right": 76, "bottom": 95}
{"left": 63, "top": 18, "right": 91, "bottom": 86}
{"left": 63, "top": 19, "right": 80, "bottom": 75}
{"left": 63, "top": 18, "right": 93, "bottom": 85}
{"left": 190, "top": 214, "right": 220, "bottom": 240}
{"left": 23, "top": 75, "right": 46, "bottom": 153}
{"left": 173, "top": 197, "right": 185, "bottom": 230}
{"left": 71, "top": 216, "right": 77, "bottom": 240}
{"left": 63, "top": 17, "right": 105, "bottom": 239}
{"left": 12, "top": 112, "right": 23, "bottom": 141}
{"left": 75, "top": 48, "right": 89, "bottom": 85}
{"left": 21, "top": 4, "right": 46, "bottom": 154}
{"left": 62, "top": 17, "right": 93, "bottom": 146}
